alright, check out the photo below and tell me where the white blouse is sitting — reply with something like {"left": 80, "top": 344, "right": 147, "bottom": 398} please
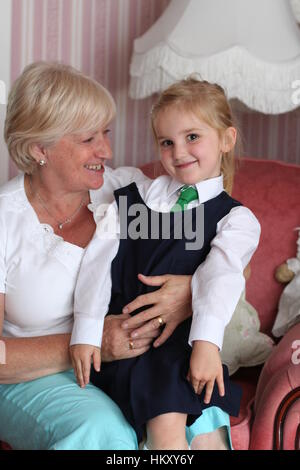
{"left": 0, "top": 167, "right": 146, "bottom": 338}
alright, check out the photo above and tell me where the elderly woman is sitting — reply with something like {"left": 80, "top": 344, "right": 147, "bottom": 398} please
{"left": 0, "top": 62, "right": 232, "bottom": 450}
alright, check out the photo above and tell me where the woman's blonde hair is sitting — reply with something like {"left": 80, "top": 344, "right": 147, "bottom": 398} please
{"left": 4, "top": 61, "right": 116, "bottom": 174}
{"left": 151, "top": 77, "right": 241, "bottom": 194}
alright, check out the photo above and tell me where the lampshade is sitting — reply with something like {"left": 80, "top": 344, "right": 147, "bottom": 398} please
{"left": 129, "top": 0, "right": 300, "bottom": 114}
{"left": 291, "top": 0, "right": 300, "bottom": 23}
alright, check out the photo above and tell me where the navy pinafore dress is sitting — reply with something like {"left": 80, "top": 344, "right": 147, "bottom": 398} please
{"left": 90, "top": 182, "right": 242, "bottom": 442}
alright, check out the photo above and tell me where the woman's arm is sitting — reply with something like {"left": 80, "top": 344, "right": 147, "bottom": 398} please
{"left": 0, "top": 292, "right": 73, "bottom": 384}
{"left": 119, "top": 267, "right": 252, "bottom": 346}
{"left": 121, "top": 273, "right": 193, "bottom": 346}
{"left": 0, "top": 332, "right": 72, "bottom": 384}
{"left": 0, "top": 293, "right": 158, "bottom": 384}
{"left": 0, "top": 323, "right": 159, "bottom": 384}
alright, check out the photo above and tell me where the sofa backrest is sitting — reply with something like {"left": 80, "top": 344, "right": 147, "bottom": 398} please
{"left": 140, "top": 158, "right": 300, "bottom": 335}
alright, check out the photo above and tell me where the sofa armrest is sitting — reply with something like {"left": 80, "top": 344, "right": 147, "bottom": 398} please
{"left": 250, "top": 365, "right": 300, "bottom": 449}
{"left": 273, "top": 387, "right": 300, "bottom": 449}
{"left": 249, "top": 323, "right": 300, "bottom": 450}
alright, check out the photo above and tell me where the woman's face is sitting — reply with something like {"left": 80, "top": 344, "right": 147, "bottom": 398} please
{"left": 42, "top": 125, "right": 113, "bottom": 192}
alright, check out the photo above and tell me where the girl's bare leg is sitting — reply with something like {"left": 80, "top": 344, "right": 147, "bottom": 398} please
{"left": 146, "top": 412, "right": 188, "bottom": 450}
{"left": 190, "top": 426, "right": 230, "bottom": 450}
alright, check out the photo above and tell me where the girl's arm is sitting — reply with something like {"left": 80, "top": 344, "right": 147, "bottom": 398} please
{"left": 70, "top": 201, "right": 120, "bottom": 348}
{"left": 189, "top": 206, "right": 261, "bottom": 350}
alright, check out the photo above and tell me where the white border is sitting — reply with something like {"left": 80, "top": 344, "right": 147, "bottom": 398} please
{"left": 0, "top": 0, "right": 12, "bottom": 185}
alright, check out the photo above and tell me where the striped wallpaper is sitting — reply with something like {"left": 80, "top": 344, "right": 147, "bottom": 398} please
{"left": 8, "top": 0, "right": 300, "bottom": 179}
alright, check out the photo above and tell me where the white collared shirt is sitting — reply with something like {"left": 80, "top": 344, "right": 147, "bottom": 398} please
{"left": 71, "top": 174, "right": 261, "bottom": 350}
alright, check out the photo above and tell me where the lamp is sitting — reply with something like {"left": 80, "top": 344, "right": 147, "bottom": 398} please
{"left": 291, "top": 0, "right": 300, "bottom": 23}
{"left": 129, "top": 0, "right": 300, "bottom": 114}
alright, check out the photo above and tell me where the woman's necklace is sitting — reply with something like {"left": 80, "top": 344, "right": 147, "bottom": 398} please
{"left": 29, "top": 177, "right": 86, "bottom": 230}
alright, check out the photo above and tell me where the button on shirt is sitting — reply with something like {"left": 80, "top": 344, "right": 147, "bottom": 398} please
{"left": 71, "top": 174, "right": 261, "bottom": 351}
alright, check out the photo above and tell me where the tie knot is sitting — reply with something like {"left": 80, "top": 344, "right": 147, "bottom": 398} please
{"left": 171, "top": 185, "right": 198, "bottom": 212}
{"left": 180, "top": 185, "right": 198, "bottom": 203}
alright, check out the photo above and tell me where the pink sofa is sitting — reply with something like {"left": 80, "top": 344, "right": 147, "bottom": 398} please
{"left": 141, "top": 157, "right": 300, "bottom": 450}
{"left": 1, "top": 157, "right": 300, "bottom": 450}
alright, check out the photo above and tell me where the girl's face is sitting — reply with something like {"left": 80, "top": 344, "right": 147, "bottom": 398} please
{"left": 154, "top": 106, "right": 235, "bottom": 185}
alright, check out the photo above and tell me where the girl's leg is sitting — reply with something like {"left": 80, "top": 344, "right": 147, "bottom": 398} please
{"left": 190, "top": 426, "right": 229, "bottom": 450}
{"left": 185, "top": 407, "right": 233, "bottom": 450}
{"left": 146, "top": 412, "right": 188, "bottom": 450}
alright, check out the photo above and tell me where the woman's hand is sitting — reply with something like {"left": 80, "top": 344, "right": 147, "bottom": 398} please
{"left": 121, "top": 273, "right": 192, "bottom": 348}
{"left": 101, "top": 312, "right": 161, "bottom": 362}
{"left": 187, "top": 340, "right": 224, "bottom": 404}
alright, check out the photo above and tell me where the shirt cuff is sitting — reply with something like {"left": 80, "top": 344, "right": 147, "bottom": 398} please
{"left": 70, "top": 315, "right": 104, "bottom": 348}
{"left": 188, "top": 314, "right": 227, "bottom": 350}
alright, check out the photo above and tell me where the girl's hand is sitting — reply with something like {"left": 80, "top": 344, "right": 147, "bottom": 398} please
{"left": 187, "top": 340, "right": 225, "bottom": 404}
{"left": 70, "top": 344, "right": 101, "bottom": 388}
{"left": 121, "top": 274, "right": 192, "bottom": 347}
{"left": 101, "top": 312, "right": 161, "bottom": 362}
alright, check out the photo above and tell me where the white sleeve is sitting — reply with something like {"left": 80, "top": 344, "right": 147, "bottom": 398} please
{"left": 0, "top": 215, "right": 6, "bottom": 293}
{"left": 110, "top": 166, "right": 151, "bottom": 188}
{"left": 189, "top": 206, "right": 261, "bottom": 350}
{"left": 70, "top": 201, "right": 120, "bottom": 347}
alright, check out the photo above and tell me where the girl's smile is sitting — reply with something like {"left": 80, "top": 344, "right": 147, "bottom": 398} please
{"left": 175, "top": 160, "right": 198, "bottom": 169}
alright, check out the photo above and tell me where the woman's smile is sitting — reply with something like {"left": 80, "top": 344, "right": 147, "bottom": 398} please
{"left": 84, "top": 163, "right": 105, "bottom": 173}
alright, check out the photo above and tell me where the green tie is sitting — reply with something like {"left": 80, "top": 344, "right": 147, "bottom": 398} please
{"left": 171, "top": 185, "right": 199, "bottom": 212}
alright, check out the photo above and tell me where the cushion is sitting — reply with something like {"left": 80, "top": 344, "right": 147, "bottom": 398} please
{"left": 232, "top": 158, "right": 300, "bottom": 335}
{"left": 221, "top": 292, "right": 274, "bottom": 375}
{"left": 272, "top": 253, "right": 300, "bottom": 337}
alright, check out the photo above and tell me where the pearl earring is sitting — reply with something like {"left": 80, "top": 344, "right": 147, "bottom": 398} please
{"left": 39, "top": 159, "right": 46, "bottom": 166}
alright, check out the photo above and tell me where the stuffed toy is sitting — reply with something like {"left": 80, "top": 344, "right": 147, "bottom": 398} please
{"left": 272, "top": 227, "right": 300, "bottom": 337}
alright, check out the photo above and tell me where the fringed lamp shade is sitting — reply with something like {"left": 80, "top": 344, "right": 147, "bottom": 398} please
{"left": 129, "top": 0, "right": 300, "bottom": 114}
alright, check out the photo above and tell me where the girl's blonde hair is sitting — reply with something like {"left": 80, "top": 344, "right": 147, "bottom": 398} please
{"left": 151, "top": 77, "right": 240, "bottom": 194}
{"left": 5, "top": 61, "right": 116, "bottom": 174}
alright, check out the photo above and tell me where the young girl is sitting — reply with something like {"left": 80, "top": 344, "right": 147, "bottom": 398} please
{"left": 70, "top": 78, "right": 261, "bottom": 450}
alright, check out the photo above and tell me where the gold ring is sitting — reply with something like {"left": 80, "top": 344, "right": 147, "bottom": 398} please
{"left": 129, "top": 341, "right": 134, "bottom": 350}
{"left": 158, "top": 316, "right": 164, "bottom": 326}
